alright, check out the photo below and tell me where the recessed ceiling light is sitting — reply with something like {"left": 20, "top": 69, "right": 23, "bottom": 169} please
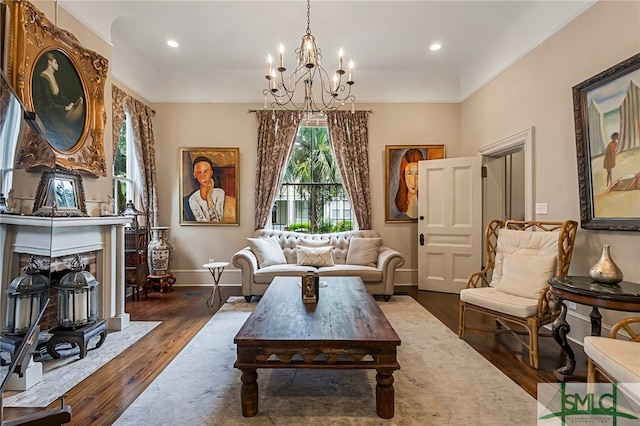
{"left": 430, "top": 43, "right": 442, "bottom": 51}
{"left": 167, "top": 40, "right": 179, "bottom": 48}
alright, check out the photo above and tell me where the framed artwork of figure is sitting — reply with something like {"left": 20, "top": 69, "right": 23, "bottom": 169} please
{"left": 7, "top": 1, "right": 108, "bottom": 177}
{"left": 385, "top": 145, "right": 446, "bottom": 223}
{"left": 573, "top": 52, "right": 640, "bottom": 231}
{"left": 179, "top": 147, "right": 239, "bottom": 225}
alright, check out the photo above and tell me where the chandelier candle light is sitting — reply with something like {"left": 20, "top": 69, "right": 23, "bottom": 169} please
{"left": 264, "top": 0, "right": 356, "bottom": 118}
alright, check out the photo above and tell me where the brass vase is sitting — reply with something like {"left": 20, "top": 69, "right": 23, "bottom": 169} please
{"left": 588, "top": 245, "right": 623, "bottom": 284}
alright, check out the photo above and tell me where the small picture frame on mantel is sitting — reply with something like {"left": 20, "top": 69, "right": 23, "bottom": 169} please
{"left": 32, "top": 169, "right": 87, "bottom": 217}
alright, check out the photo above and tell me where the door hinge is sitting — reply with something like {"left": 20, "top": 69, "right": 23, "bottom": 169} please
{"left": 481, "top": 166, "right": 487, "bottom": 178}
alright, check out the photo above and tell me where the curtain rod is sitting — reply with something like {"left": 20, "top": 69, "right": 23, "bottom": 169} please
{"left": 247, "top": 109, "right": 373, "bottom": 113}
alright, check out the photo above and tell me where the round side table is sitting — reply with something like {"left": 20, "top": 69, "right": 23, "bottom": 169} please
{"left": 203, "top": 261, "right": 229, "bottom": 308}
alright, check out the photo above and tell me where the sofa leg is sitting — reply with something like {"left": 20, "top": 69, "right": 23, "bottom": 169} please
{"left": 244, "top": 296, "right": 252, "bottom": 303}
{"left": 383, "top": 295, "right": 391, "bottom": 302}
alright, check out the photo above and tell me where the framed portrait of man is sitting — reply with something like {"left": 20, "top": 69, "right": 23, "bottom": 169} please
{"left": 385, "top": 145, "right": 446, "bottom": 223}
{"left": 179, "top": 147, "right": 239, "bottom": 225}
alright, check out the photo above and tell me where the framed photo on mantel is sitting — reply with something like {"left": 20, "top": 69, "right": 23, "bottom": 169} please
{"left": 32, "top": 169, "right": 87, "bottom": 217}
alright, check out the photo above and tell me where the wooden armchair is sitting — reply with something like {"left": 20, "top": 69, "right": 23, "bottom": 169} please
{"left": 458, "top": 219, "right": 578, "bottom": 369}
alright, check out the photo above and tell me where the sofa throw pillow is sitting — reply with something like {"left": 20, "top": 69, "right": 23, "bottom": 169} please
{"left": 298, "top": 239, "right": 332, "bottom": 248}
{"left": 247, "top": 237, "right": 287, "bottom": 268}
{"left": 296, "top": 246, "right": 335, "bottom": 267}
{"left": 495, "top": 253, "right": 557, "bottom": 299}
{"left": 345, "top": 237, "right": 381, "bottom": 267}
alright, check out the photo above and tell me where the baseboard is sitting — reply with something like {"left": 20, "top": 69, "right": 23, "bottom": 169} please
{"left": 394, "top": 284, "right": 415, "bottom": 295}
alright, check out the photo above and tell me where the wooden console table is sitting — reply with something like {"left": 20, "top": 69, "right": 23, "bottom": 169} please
{"left": 548, "top": 276, "right": 640, "bottom": 377}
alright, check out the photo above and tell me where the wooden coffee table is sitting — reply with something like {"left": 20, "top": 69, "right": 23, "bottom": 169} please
{"left": 234, "top": 276, "right": 401, "bottom": 419}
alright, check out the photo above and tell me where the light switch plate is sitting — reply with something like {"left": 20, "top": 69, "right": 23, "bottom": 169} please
{"left": 535, "top": 203, "right": 548, "bottom": 214}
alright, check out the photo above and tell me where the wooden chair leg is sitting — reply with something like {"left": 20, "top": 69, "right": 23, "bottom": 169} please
{"left": 528, "top": 322, "right": 539, "bottom": 369}
{"left": 587, "top": 358, "right": 597, "bottom": 383}
{"left": 458, "top": 302, "right": 466, "bottom": 338}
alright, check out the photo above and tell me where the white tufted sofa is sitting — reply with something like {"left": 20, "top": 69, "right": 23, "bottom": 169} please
{"left": 232, "top": 229, "right": 405, "bottom": 302}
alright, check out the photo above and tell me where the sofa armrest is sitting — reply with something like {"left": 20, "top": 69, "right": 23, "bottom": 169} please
{"left": 377, "top": 246, "right": 405, "bottom": 295}
{"left": 232, "top": 247, "right": 258, "bottom": 296}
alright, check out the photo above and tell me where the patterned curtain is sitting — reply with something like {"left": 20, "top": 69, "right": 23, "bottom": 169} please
{"left": 254, "top": 110, "right": 300, "bottom": 230}
{"left": 326, "top": 110, "right": 372, "bottom": 230}
{"left": 112, "top": 85, "right": 159, "bottom": 227}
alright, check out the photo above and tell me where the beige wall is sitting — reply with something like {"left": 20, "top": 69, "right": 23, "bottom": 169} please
{"left": 460, "top": 0, "right": 640, "bottom": 335}
{"left": 152, "top": 102, "right": 460, "bottom": 287}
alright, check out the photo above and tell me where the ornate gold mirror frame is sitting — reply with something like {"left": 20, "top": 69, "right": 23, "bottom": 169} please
{"left": 7, "top": 1, "right": 108, "bottom": 177}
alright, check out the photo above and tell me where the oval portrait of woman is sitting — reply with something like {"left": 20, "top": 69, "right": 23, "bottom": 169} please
{"left": 31, "top": 49, "right": 86, "bottom": 152}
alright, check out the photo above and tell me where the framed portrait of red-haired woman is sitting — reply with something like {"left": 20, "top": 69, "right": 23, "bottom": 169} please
{"left": 385, "top": 145, "right": 446, "bottom": 223}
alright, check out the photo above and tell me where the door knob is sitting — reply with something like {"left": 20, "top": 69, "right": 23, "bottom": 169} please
{"left": 419, "top": 234, "right": 424, "bottom": 246}
{"left": 419, "top": 216, "right": 424, "bottom": 220}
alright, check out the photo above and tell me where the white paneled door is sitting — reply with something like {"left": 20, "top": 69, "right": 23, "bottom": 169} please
{"left": 417, "top": 157, "right": 482, "bottom": 293}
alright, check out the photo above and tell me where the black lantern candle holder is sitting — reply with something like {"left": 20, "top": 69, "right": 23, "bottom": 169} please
{"left": 55, "top": 255, "right": 99, "bottom": 329}
{"left": 4, "top": 256, "right": 50, "bottom": 335}
{"left": 121, "top": 199, "right": 145, "bottom": 228}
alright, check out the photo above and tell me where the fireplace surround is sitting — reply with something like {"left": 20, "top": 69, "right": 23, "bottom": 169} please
{"left": 0, "top": 215, "right": 132, "bottom": 333}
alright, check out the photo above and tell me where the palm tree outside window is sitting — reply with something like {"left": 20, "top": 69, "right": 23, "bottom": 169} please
{"left": 272, "top": 123, "right": 354, "bottom": 233}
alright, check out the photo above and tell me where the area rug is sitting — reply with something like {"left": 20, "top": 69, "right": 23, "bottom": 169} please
{"left": 115, "top": 297, "right": 537, "bottom": 425}
{"left": 3, "top": 321, "right": 160, "bottom": 408}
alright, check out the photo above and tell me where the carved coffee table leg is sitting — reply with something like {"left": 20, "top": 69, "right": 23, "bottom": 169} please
{"left": 551, "top": 301, "right": 576, "bottom": 376}
{"left": 240, "top": 369, "right": 258, "bottom": 417}
{"left": 375, "top": 369, "right": 395, "bottom": 419}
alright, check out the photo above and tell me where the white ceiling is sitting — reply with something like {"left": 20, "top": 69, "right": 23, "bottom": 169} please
{"left": 58, "top": 0, "right": 596, "bottom": 104}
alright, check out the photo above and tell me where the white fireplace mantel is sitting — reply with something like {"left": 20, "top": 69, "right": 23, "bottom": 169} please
{"left": 0, "top": 215, "right": 132, "bottom": 331}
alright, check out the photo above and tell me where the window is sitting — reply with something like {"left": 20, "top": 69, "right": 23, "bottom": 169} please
{"left": 0, "top": 94, "right": 22, "bottom": 197}
{"left": 271, "top": 123, "right": 354, "bottom": 233}
{"left": 113, "top": 112, "right": 142, "bottom": 214}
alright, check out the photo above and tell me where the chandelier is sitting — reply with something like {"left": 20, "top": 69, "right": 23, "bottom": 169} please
{"left": 263, "top": 0, "right": 355, "bottom": 118}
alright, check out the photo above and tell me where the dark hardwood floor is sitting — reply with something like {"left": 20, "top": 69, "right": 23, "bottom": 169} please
{"left": 406, "top": 287, "right": 587, "bottom": 396}
{"left": 2, "top": 285, "right": 587, "bottom": 425}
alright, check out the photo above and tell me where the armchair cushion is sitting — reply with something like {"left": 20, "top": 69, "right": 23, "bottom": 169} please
{"left": 346, "top": 237, "right": 382, "bottom": 267}
{"left": 495, "top": 253, "right": 556, "bottom": 299}
{"left": 460, "top": 287, "right": 539, "bottom": 317}
{"left": 584, "top": 337, "right": 640, "bottom": 384}
{"left": 490, "top": 228, "right": 558, "bottom": 287}
{"left": 247, "top": 237, "right": 287, "bottom": 268}
{"left": 296, "top": 245, "right": 335, "bottom": 267}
